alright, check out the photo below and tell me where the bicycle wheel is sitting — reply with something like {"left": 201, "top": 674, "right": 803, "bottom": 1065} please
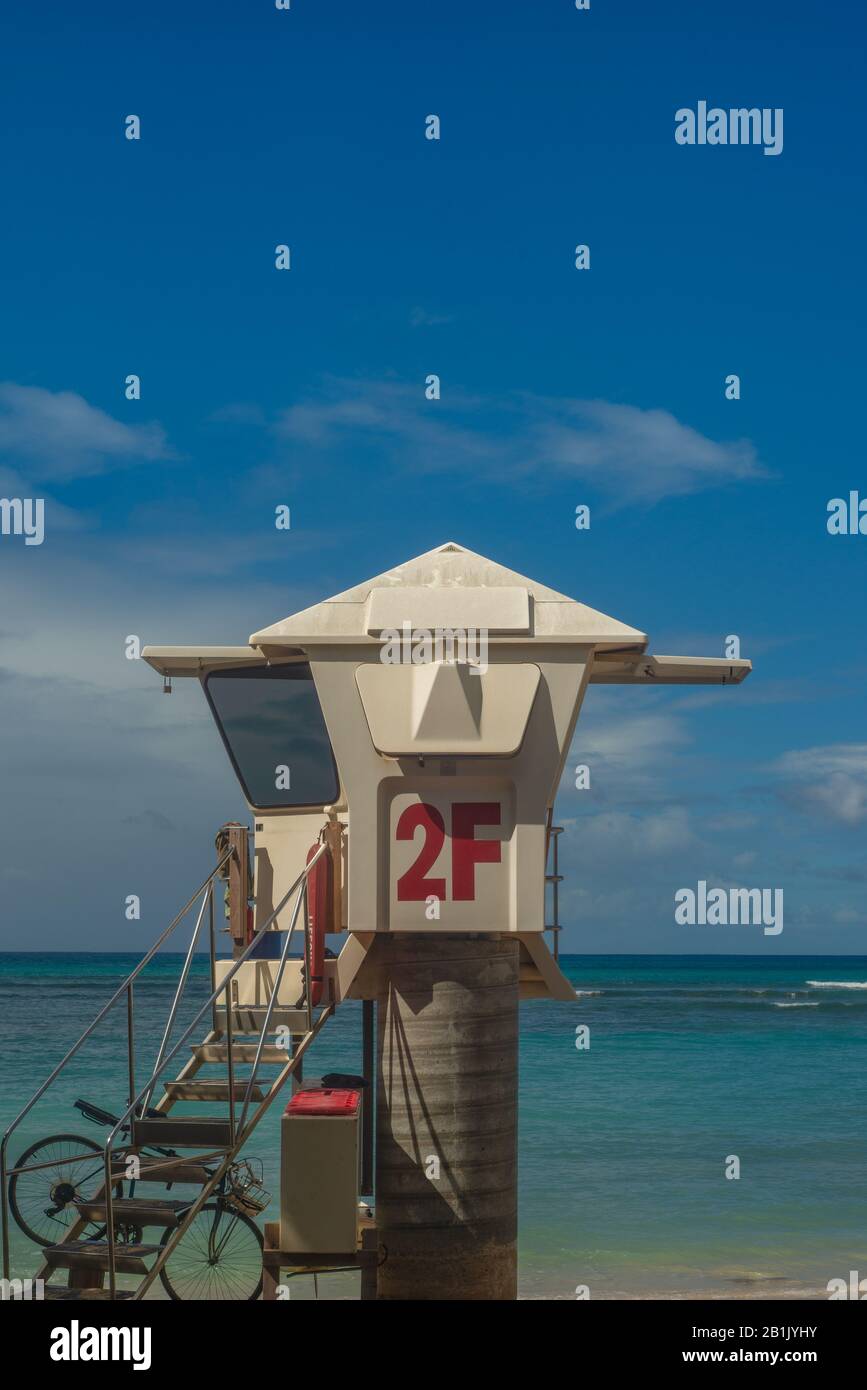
{"left": 8, "top": 1133, "right": 123, "bottom": 1247}
{"left": 159, "top": 1203, "right": 263, "bottom": 1301}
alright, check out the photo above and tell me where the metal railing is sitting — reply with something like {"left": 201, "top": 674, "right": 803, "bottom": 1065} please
{"left": 545, "top": 810, "right": 564, "bottom": 961}
{"left": 103, "top": 843, "right": 328, "bottom": 1299}
{"left": 1, "top": 839, "right": 330, "bottom": 1296}
{"left": 0, "top": 849, "right": 232, "bottom": 1281}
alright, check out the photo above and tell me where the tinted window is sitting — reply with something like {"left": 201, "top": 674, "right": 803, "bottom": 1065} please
{"left": 204, "top": 664, "right": 339, "bottom": 809}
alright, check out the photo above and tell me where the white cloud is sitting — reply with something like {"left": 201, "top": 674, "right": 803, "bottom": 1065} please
{"left": 0, "top": 463, "right": 87, "bottom": 529}
{"left": 769, "top": 744, "right": 867, "bottom": 826}
{"left": 270, "top": 378, "right": 767, "bottom": 505}
{"left": 575, "top": 805, "right": 699, "bottom": 859}
{"left": 409, "top": 307, "right": 454, "bottom": 327}
{"left": 0, "top": 382, "right": 173, "bottom": 480}
{"left": 529, "top": 398, "right": 764, "bottom": 503}
{"left": 561, "top": 700, "right": 695, "bottom": 812}
{"left": 573, "top": 709, "right": 690, "bottom": 772}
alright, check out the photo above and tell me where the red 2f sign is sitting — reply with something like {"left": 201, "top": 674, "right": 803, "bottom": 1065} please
{"left": 396, "top": 801, "right": 502, "bottom": 902}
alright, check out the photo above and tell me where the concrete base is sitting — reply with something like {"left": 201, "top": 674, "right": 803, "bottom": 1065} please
{"left": 374, "top": 934, "right": 518, "bottom": 1300}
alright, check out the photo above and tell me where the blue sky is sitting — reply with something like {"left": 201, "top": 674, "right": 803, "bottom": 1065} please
{"left": 0, "top": 0, "right": 865, "bottom": 952}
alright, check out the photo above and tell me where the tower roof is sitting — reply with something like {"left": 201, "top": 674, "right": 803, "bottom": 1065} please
{"left": 143, "top": 541, "right": 750, "bottom": 684}
{"left": 248, "top": 540, "right": 648, "bottom": 651}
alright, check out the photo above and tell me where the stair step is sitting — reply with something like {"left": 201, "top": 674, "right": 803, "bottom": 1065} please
{"left": 133, "top": 1116, "right": 234, "bottom": 1149}
{"left": 42, "top": 1241, "right": 160, "bottom": 1275}
{"left": 74, "top": 1197, "right": 192, "bottom": 1228}
{"left": 216, "top": 1006, "right": 311, "bottom": 1035}
{"left": 110, "top": 1160, "right": 213, "bottom": 1185}
{"left": 163, "top": 1080, "right": 265, "bottom": 1102}
{"left": 44, "top": 1286, "right": 136, "bottom": 1301}
{"left": 194, "top": 1043, "right": 294, "bottom": 1065}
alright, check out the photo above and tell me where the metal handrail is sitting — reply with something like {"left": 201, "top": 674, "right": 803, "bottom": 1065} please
{"left": 102, "top": 842, "right": 328, "bottom": 1298}
{"left": 545, "top": 810, "right": 564, "bottom": 962}
{"left": 0, "top": 849, "right": 233, "bottom": 1281}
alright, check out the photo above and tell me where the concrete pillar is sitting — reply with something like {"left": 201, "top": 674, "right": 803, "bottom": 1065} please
{"left": 375, "top": 934, "right": 518, "bottom": 1300}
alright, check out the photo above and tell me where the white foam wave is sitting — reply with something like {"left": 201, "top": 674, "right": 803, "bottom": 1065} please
{"left": 806, "top": 980, "right": 867, "bottom": 990}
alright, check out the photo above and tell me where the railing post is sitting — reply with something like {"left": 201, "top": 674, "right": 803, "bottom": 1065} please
{"left": 126, "top": 984, "right": 136, "bottom": 1109}
{"left": 223, "top": 823, "right": 250, "bottom": 959}
{"left": 104, "top": 1145, "right": 116, "bottom": 1301}
{"left": 545, "top": 823, "right": 564, "bottom": 962}
{"left": 225, "top": 979, "right": 235, "bottom": 1145}
{"left": 303, "top": 881, "right": 314, "bottom": 1033}
{"left": 553, "top": 826, "right": 562, "bottom": 961}
{"left": 1, "top": 1138, "right": 10, "bottom": 1281}
{"left": 361, "top": 999, "right": 375, "bottom": 1196}
{"left": 209, "top": 880, "right": 218, "bottom": 1035}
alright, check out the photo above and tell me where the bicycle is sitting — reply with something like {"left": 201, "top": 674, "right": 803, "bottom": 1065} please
{"left": 8, "top": 1098, "right": 268, "bottom": 1300}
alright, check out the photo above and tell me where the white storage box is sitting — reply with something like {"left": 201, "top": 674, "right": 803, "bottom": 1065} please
{"left": 279, "top": 1088, "right": 360, "bottom": 1253}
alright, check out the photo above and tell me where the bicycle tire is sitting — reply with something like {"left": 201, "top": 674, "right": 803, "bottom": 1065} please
{"left": 8, "top": 1133, "right": 123, "bottom": 1247}
{"left": 158, "top": 1203, "right": 263, "bottom": 1301}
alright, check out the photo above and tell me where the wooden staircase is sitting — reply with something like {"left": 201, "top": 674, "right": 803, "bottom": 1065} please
{"left": 3, "top": 836, "right": 335, "bottom": 1301}
{"left": 37, "top": 1007, "right": 329, "bottom": 1300}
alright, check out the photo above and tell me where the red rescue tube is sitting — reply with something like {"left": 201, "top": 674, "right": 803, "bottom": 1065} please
{"left": 305, "top": 842, "right": 332, "bottom": 1005}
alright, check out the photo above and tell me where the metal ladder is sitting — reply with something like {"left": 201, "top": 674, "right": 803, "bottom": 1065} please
{"left": 545, "top": 809, "right": 564, "bottom": 961}
{"left": 1, "top": 842, "right": 333, "bottom": 1301}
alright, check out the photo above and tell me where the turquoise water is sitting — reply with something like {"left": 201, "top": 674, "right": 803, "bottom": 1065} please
{"left": 2, "top": 953, "right": 865, "bottom": 1299}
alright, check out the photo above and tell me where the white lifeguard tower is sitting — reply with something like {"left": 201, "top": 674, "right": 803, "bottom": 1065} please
{"left": 1, "top": 541, "right": 749, "bottom": 1302}
{"left": 143, "top": 540, "right": 750, "bottom": 1299}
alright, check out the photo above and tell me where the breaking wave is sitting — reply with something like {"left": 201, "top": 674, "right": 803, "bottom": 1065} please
{"left": 805, "top": 980, "right": 867, "bottom": 990}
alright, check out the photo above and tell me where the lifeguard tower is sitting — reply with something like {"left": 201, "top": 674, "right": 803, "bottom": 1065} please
{"left": 1, "top": 541, "right": 749, "bottom": 1301}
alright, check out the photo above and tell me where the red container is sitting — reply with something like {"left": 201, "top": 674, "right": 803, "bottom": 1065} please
{"left": 285, "top": 1088, "right": 360, "bottom": 1117}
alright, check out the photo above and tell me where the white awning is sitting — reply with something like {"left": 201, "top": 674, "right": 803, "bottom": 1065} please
{"left": 141, "top": 646, "right": 271, "bottom": 678}
{"left": 142, "top": 645, "right": 750, "bottom": 686}
{"left": 590, "top": 653, "right": 751, "bottom": 684}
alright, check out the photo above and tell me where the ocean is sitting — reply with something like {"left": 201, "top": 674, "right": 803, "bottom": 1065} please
{"left": 1, "top": 952, "right": 865, "bottom": 1300}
